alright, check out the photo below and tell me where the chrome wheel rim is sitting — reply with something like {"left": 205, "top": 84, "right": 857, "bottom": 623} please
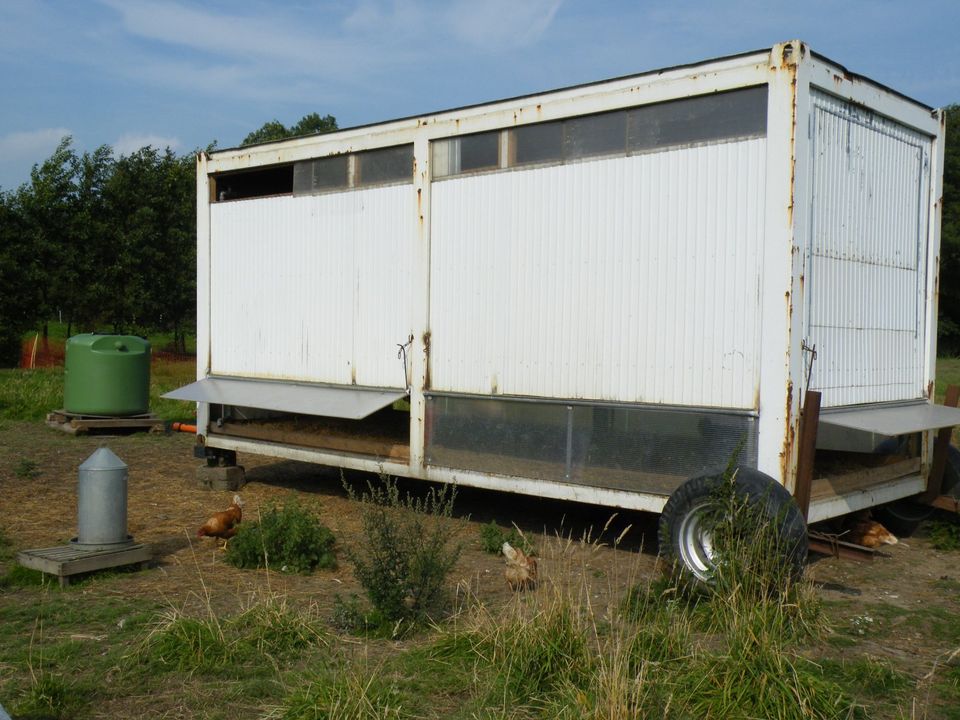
{"left": 676, "top": 499, "right": 719, "bottom": 581}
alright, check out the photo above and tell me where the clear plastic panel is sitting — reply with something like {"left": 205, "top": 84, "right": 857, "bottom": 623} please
{"left": 426, "top": 395, "right": 758, "bottom": 496}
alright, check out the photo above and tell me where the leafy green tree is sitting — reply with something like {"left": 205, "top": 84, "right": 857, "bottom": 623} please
{"left": 241, "top": 112, "right": 337, "bottom": 146}
{"left": 104, "top": 147, "right": 195, "bottom": 350}
{"left": 939, "top": 104, "right": 960, "bottom": 354}
{"left": 17, "top": 137, "right": 78, "bottom": 339}
{"left": 67, "top": 145, "right": 115, "bottom": 333}
{"left": 0, "top": 190, "right": 40, "bottom": 366}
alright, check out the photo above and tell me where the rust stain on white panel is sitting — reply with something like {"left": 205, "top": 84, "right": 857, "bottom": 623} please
{"left": 429, "top": 139, "right": 767, "bottom": 409}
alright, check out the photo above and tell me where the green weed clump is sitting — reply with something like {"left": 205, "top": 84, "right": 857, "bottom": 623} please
{"left": 14, "top": 458, "right": 40, "bottom": 479}
{"left": 0, "top": 526, "right": 12, "bottom": 561}
{"left": 11, "top": 671, "right": 81, "bottom": 720}
{"left": 279, "top": 666, "right": 404, "bottom": 720}
{"left": 0, "top": 565, "right": 46, "bottom": 589}
{"left": 479, "top": 520, "right": 533, "bottom": 555}
{"left": 343, "top": 477, "right": 463, "bottom": 626}
{"left": 137, "top": 594, "right": 327, "bottom": 674}
{"left": 225, "top": 501, "right": 336, "bottom": 573}
{"left": 929, "top": 516, "right": 960, "bottom": 551}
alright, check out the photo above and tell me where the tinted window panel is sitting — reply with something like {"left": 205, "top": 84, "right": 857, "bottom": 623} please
{"left": 357, "top": 144, "right": 413, "bottom": 185}
{"left": 513, "top": 121, "right": 563, "bottom": 165}
{"left": 628, "top": 86, "right": 768, "bottom": 152}
{"left": 460, "top": 132, "right": 500, "bottom": 172}
{"left": 293, "top": 156, "right": 348, "bottom": 194}
{"left": 564, "top": 111, "right": 627, "bottom": 160}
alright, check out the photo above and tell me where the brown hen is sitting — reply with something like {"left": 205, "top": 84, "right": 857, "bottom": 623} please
{"left": 198, "top": 495, "right": 243, "bottom": 545}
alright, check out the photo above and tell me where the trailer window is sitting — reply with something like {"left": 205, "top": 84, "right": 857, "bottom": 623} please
{"left": 293, "top": 155, "right": 349, "bottom": 193}
{"left": 432, "top": 131, "right": 501, "bottom": 178}
{"left": 356, "top": 144, "right": 414, "bottom": 186}
{"left": 564, "top": 110, "right": 628, "bottom": 160}
{"left": 290, "top": 143, "right": 413, "bottom": 198}
{"left": 513, "top": 121, "right": 563, "bottom": 165}
{"left": 628, "top": 86, "right": 767, "bottom": 153}
{"left": 431, "top": 85, "right": 768, "bottom": 181}
{"left": 214, "top": 165, "right": 293, "bottom": 201}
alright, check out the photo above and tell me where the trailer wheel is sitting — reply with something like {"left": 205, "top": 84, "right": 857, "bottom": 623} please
{"left": 874, "top": 445, "right": 960, "bottom": 537}
{"left": 658, "top": 467, "right": 807, "bottom": 584}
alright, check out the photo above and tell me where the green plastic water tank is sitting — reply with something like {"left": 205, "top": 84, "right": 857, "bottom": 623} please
{"left": 64, "top": 334, "right": 151, "bottom": 416}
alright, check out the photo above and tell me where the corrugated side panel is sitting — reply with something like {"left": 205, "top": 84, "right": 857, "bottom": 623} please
{"left": 430, "top": 139, "right": 767, "bottom": 408}
{"left": 806, "top": 90, "right": 931, "bottom": 407}
{"left": 210, "top": 188, "right": 415, "bottom": 388}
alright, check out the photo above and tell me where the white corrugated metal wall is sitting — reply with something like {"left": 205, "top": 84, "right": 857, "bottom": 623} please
{"left": 430, "top": 139, "right": 768, "bottom": 408}
{"left": 806, "top": 90, "right": 932, "bottom": 407}
{"left": 210, "top": 188, "right": 415, "bottom": 388}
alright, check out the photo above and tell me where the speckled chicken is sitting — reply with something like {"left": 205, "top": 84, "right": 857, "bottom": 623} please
{"left": 197, "top": 495, "right": 243, "bottom": 546}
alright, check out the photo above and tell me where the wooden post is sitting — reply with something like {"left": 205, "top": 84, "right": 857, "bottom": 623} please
{"left": 920, "top": 384, "right": 960, "bottom": 503}
{"left": 794, "top": 390, "right": 821, "bottom": 521}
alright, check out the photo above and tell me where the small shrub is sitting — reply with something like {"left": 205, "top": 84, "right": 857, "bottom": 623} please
{"left": 14, "top": 458, "right": 40, "bottom": 480}
{"left": 478, "top": 520, "right": 532, "bottom": 555}
{"left": 225, "top": 501, "right": 336, "bottom": 573}
{"left": 345, "top": 477, "right": 463, "bottom": 623}
{"left": 331, "top": 593, "right": 403, "bottom": 637}
{"left": 331, "top": 593, "right": 368, "bottom": 632}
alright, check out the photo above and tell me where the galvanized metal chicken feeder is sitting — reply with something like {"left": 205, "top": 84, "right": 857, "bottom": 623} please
{"left": 17, "top": 448, "right": 151, "bottom": 587}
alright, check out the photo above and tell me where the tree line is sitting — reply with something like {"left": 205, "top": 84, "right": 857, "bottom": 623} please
{"left": 0, "top": 107, "right": 959, "bottom": 367}
{"left": 0, "top": 114, "right": 337, "bottom": 366}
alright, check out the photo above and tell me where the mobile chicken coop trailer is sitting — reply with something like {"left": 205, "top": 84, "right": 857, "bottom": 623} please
{"left": 168, "top": 41, "right": 959, "bottom": 578}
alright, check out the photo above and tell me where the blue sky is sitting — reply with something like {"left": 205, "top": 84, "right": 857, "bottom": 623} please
{"left": 0, "top": 0, "right": 957, "bottom": 191}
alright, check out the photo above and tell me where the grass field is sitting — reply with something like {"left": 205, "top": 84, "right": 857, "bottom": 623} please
{"left": 2, "top": 356, "right": 960, "bottom": 718}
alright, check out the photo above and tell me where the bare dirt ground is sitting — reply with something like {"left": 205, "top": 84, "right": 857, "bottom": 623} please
{"left": 2, "top": 420, "right": 960, "bottom": 717}
{"left": 0, "top": 421, "right": 662, "bottom": 617}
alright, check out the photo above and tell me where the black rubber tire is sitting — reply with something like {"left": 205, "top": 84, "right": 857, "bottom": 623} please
{"left": 873, "top": 446, "right": 960, "bottom": 537}
{"left": 658, "top": 467, "right": 808, "bottom": 584}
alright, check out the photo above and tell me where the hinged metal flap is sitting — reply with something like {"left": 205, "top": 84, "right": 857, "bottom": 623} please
{"left": 819, "top": 401, "right": 960, "bottom": 436}
{"left": 162, "top": 377, "right": 407, "bottom": 420}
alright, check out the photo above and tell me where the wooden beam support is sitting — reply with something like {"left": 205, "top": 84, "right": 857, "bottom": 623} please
{"left": 920, "top": 385, "right": 960, "bottom": 503}
{"left": 807, "top": 531, "right": 876, "bottom": 563}
{"left": 794, "top": 390, "right": 821, "bottom": 521}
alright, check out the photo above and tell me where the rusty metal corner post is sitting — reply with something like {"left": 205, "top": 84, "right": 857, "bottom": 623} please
{"left": 793, "top": 390, "right": 821, "bottom": 521}
{"left": 920, "top": 384, "right": 960, "bottom": 503}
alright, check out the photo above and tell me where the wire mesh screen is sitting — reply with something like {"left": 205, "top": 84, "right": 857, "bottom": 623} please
{"left": 425, "top": 395, "right": 758, "bottom": 496}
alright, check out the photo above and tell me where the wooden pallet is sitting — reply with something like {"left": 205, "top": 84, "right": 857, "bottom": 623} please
{"left": 17, "top": 543, "right": 152, "bottom": 587}
{"left": 46, "top": 409, "right": 164, "bottom": 435}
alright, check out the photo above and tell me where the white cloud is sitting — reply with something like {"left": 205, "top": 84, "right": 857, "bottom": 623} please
{"left": 98, "top": 0, "right": 364, "bottom": 72}
{"left": 0, "top": 127, "right": 72, "bottom": 160}
{"left": 443, "top": 0, "right": 562, "bottom": 49}
{"left": 113, "top": 133, "right": 182, "bottom": 156}
{"left": 0, "top": 127, "right": 72, "bottom": 189}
